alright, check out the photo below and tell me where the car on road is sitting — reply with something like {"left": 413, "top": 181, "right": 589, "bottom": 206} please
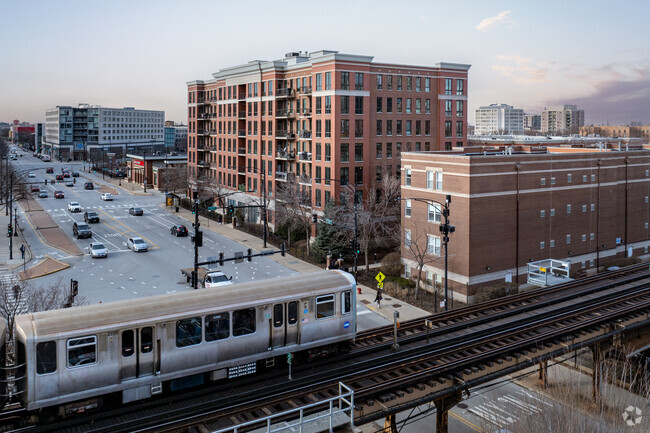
{"left": 203, "top": 270, "right": 234, "bottom": 288}
{"left": 55, "top": 174, "right": 64, "bottom": 181}
{"left": 126, "top": 237, "right": 148, "bottom": 252}
{"left": 170, "top": 225, "right": 188, "bottom": 237}
{"left": 38, "top": 191, "right": 48, "bottom": 198}
{"left": 46, "top": 167, "right": 54, "bottom": 174}
{"left": 72, "top": 172, "right": 80, "bottom": 177}
{"left": 28, "top": 172, "right": 35, "bottom": 178}
{"left": 84, "top": 211, "right": 99, "bottom": 223}
{"left": 84, "top": 182, "right": 94, "bottom": 190}
{"left": 30, "top": 185, "right": 40, "bottom": 193}
{"left": 128, "top": 207, "right": 144, "bottom": 216}
{"left": 72, "top": 222, "right": 92, "bottom": 239}
{"left": 88, "top": 242, "right": 108, "bottom": 258}
{"left": 67, "top": 201, "right": 81, "bottom": 212}
{"left": 65, "top": 180, "right": 74, "bottom": 187}
{"left": 100, "top": 193, "right": 113, "bottom": 201}
{"left": 54, "top": 190, "right": 64, "bottom": 199}
{"left": 63, "top": 172, "right": 70, "bottom": 178}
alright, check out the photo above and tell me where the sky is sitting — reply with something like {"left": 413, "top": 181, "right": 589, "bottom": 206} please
{"left": 1, "top": 0, "right": 649, "bottom": 126}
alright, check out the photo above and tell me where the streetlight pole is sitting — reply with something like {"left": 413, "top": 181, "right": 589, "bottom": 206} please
{"left": 143, "top": 150, "right": 147, "bottom": 193}
{"left": 193, "top": 191, "right": 200, "bottom": 290}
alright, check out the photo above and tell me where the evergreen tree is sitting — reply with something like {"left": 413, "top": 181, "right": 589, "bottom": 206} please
{"left": 311, "top": 199, "right": 348, "bottom": 263}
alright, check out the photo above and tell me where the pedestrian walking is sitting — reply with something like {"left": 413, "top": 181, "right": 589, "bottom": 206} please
{"left": 19, "top": 244, "right": 25, "bottom": 260}
{"left": 374, "top": 289, "right": 383, "bottom": 308}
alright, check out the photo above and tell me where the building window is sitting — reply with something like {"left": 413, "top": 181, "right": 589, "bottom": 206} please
{"left": 355, "top": 73, "right": 364, "bottom": 90}
{"left": 415, "top": 77, "right": 421, "bottom": 92}
{"left": 405, "top": 168, "right": 411, "bottom": 186}
{"left": 567, "top": 204, "right": 571, "bottom": 214}
{"left": 540, "top": 241, "right": 545, "bottom": 249}
{"left": 387, "top": 98, "right": 393, "bottom": 113}
{"left": 325, "top": 143, "right": 331, "bottom": 162}
{"left": 456, "top": 79, "right": 464, "bottom": 95}
{"left": 427, "top": 235, "right": 441, "bottom": 255}
{"left": 386, "top": 120, "right": 392, "bottom": 136}
{"left": 341, "top": 119, "right": 349, "bottom": 138}
{"left": 377, "top": 74, "right": 382, "bottom": 90}
{"left": 428, "top": 203, "right": 441, "bottom": 222}
{"left": 541, "top": 177, "right": 546, "bottom": 186}
{"left": 406, "top": 98, "right": 412, "bottom": 114}
{"left": 341, "top": 72, "right": 350, "bottom": 90}
{"left": 355, "top": 143, "right": 363, "bottom": 162}
{"left": 456, "top": 121, "right": 463, "bottom": 138}
{"left": 566, "top": 234, "right": 571, "bottom": 244}
{"left": 591, "top": 203, "right": 595, "bottom": 211}
{"left": 590, "top": 233, "right": 595, "bottom": 240}
{"left": 406, "top": 76, "right": 412, "bottom": 91}
{"left": 376, "top": 97, "right": 382, "bottom": 113}
{"left": 435, "top": 171, "right": 443, "bottom": 190}
{"left": 583, "top": 174, "right": 587, "bottom": 182}
{"left": 445, "top": 100, "right": 452, "bottom": 116}
{"left": 445, "top": 121, "right": 452, "bottom": 137}
{"left": 405, "top": 199, "right": 411, "bottom": 217}
{"left": 582, "top": 204, "right": 587, "bottom": 212}
{"left": 325, "top": 96, "right": 332, "bottom": 114}
{"left": 406, "top": 120, "right": 412, "bottom": 136}
{"left": 396, "top": 98, "right": 402, "bottom": 113}
{"left": 540, "top": 210, "right": 545, "bottom": 217}
{"left": 355, "top": 120, "right": 364, "bottom": 137}
{"left": 397, "top": 75, "right": 402, "bottom": 91}
{"left": 341, "top": 96, "right": 349, "bottom": 114}
{"left": 316, "top": 73, "right": 322, "bottom": 91}
{"left": 550, "top": 239, "right": 555, "bottom": 248}
{"left": 551, "top": 177, "right": 555, "bottom": 185}
{"left": 427, "top": 171, "right": 434, "bottom": 189}
{"left": 355, "top": 96, "right": 363, "bottom": 114}
{"left": 325, "top": 72, "right": 331, "bottom": 90}
{"left": 582, "top": 234, "right": 587, "bottom": 242}
{"left": 354, "top": 167, "right": 363, "bottom": 185}
{"left": 591, "top": 174, "right": 596, "bottom": 181}
{"left": 456, "top": 100, "right": 463, "bottom": 117}
{"left": 386, "top": 142, "right": 392, "bottom": 158}
{"left": 405, "top": 229, "right": 411, "bottom": 247}
{"left": 376, "top": 120, "right": 382, "bottom": 136}
{"left": 550, "top": 208, "right": 555, "bottom": 216}
{"left": 567, "top": 173, "right": 572, "bottom": 183}
{"left": 425, "top": 77, "right": 430, "bottom": 92}
{"left": 376, "top": 143, "right": 382, "bottom": 159}
{"left": 445, "top": 78, "right": 452, "bottom": 95}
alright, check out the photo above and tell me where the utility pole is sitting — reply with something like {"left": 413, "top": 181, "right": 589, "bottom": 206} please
{"left": 8, "top": 172, "right": 13, "bottom": 260}
{"left": 193, "top": 190, "right": 200, "bottom": 290}
{"left": 353, "top": 192, "right": 358, "bottom": 283}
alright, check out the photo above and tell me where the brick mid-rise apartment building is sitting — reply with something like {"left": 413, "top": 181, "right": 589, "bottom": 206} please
{"left": 187, "top": 50, "right": 470, "bottom": 223}
{"left": 401, "top": 143, "right": 650, "bottom": 303}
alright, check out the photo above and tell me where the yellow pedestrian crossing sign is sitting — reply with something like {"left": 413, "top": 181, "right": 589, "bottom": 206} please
{"left": 377, "top": 282, "right": 383, "bottom": 289}
{"left": 375, "top": 272, "right": 385, "bottom": 283}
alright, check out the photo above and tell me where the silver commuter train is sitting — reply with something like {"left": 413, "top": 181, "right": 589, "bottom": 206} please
{"left": 8, "top": 270, "right": 356, "bottom": 417}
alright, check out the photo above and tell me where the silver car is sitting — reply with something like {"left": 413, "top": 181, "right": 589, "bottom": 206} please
{"left": 89, "top": 242, "right": 108, "bottom": 258}
{"left": 126, "top": 237, "right": 148, "bottom": 252}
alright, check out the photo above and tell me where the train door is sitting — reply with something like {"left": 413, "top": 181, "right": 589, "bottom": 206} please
{"left": 270, "top": 301, "right": 299, "bottom": 349}
{"left": 120, "top": 327, "right": 156, "bottom": 381}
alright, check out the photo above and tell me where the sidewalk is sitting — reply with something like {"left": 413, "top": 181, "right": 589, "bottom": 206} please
{"left": 0, "top": 211, "right": 26, "bottom": 272}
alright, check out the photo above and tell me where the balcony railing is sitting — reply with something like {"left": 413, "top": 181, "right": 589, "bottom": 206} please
{"left": 300, "top": 86, "right": 312, "bottom": 94}
{"left": 300, "top": 108, "right": 312, "bottom": 117}
{"left": 276, "top": 171, "right": 288, "bottom": 181}
{"left": 299, "top": 175, "right": 312, "bottom": 185}
{"left": 238, "top": 147, "right": 246, "bottom": 155}
{"left": 276, "top": 109, "right": 295, "bottom": 118}
{"left": 299, "top": 151, "right": 312, "bottom": 161}
{"left": 299, "top": 130, "right": 312, "bottom": 139}
{"left": 276, "top": 151, "right": 296, "bottom": 160}
{"left": 275, "top": 130, "right": 296, "bottom": 140}
{"left": 238, "top": 131, "right": 246, "bottom": 137}
{"left": 276, "top": 88, "right": 295, "bottom": 98}
{"left": 238, "top": 112, "right": 246, "bottom": 119}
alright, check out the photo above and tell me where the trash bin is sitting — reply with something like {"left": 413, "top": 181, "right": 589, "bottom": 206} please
{"left": 175, "top": 206, "right": 179, "bottom": 213}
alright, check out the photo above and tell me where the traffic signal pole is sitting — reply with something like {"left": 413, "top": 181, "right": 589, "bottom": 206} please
{"left": 193, "top": 193, "right": 200, "bottom": 290}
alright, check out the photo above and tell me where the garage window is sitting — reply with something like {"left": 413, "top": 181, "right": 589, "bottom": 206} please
{"left": 176, "top": 318, "right": 202, "bottom": 347}
{"left": 288, "top": 301, "right": 298, "bottom": 325}
{"left": 67, "top": 336, "right": 97, "bottom": 367}
{"left": 316, "top": 294, "right": 335, "bottom": 319}
{"left": 36, "top": 341, "right": 56, "bottom": 374}
{"left": 342, "top": 291, "right": 352, "bottom": 315}
{"left": 205, "top": 314, "right": 230, "bottom": 341}
{"left": 233, "top": 308, "right": 256, "bottom": 336}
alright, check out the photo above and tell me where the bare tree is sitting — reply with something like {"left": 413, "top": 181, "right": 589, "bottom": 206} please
{"left": 402, "top": 224, "right": 442, "bottom": 300}
{"left": 275, "top": 178, "right": 313, "bottom": 254}
{"left": 161, "top": 165, "right": 189, "bottom": 194}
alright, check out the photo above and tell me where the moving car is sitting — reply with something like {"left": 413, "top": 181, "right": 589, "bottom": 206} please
{"left": 55, "top": 174, "right": 64, "bottom": 180}
{"left": 128, "top": 207, "right": 143, "bottom": 216}
{"left": 88, "top": 242, "right": 108, "bottom": 258}
{"left": 170, "top": 224, "right": 188, "bottom": 236}
{"left": 72, "top": 172, "right": 80, "bottom": 177}
{"left": 38, "top": 191, "right": 48, "bottom": 198}
{"left": 64, "top": 180, "right": 74, "bottom": 187}
{"left": 30, "top": 185, "right": 40, "bottom": 193}
{"left": 84, "top": 211, "right": 99, "bottom": 223}
{"left": 204, "top": 270, "right": 233, "bottom": 288}
{"left": 84, "top": 182, "right": 94, "bottom": 190}
{"left": 54, "top": 191, "right": 64, "bottom": 199}
{"left": 126, "top": 237, "right": 148, "bottom": 252}
{"left": 67, "top": 202, "right": 81, "bottom": 212}
{"left": 72, "top": 222, "right": 92, "bottom": 239}
{"left": 46, "top": 167, "right": 54, "bottom": 174}
{"left": 28, "top": 172, "right": 35, "bottom": 178}
{"left": 100, "top": 193, "right": 113, "bottom": 201}
{"left": 63, "top": 172, "right": 70, "bottom": 178}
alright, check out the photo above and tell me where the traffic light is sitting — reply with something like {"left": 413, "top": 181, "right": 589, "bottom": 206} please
{"left": 44, "top": 180, "right": 47, "bottom": 186}
{"left": 195, "top": 230, "right": 203, "bottom": 247}
{"left": 7, "top": 224, "right": 12, "bottom": 237}
{"left": 229, "top": 205, "right": 235, "bottom": 215}
{"left": 312, "top": 213, "right": 318, "bottom": 223}
{"left": 349, "top": 239, "right": 355, "bottom": 250}
{"left": 190, "top": 234, "right": 195, "bottom": 243}
{"left": 280, "top": 243, "right": 286, "bottom": 257}
{"left": 247, "top": 248, "right": 252, "bottom": 262}
{"left": 70, "top": 279, "right": 78, "bottom": 297}
{"left": 218, "top": 252, "right": 224, "bottom": 266}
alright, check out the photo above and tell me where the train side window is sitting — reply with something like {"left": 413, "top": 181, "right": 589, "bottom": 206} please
{"left": 36, "top": 341, "right": 56, "bottom": 374}
{"left": 342, "top": 291, "right": 352, "bottom": 314}
{"left": 141, "top": 327, "right": 153, "bottom": 353}
{"left": 122, "top": 330, "right": 134, "bottom": 357}
{"left": 316, "top": 294, "right": 335, "bottom": 319}
{"left": 67, "top": 336, "right": 97, "bottom": 367}
{"left": 176, "top": 317, "right": 202, "bottom": 347}
{"left": 205, "top": 314, "right": 230, "bottom": 341}
{"left": 233, "top": 308, "right": 256, "bottom": 336}
{"left": 288, "top": 301, "right": 298, "bottom": 325}
{"left": 273, "top": 304, "right": 283, "bottom": 327}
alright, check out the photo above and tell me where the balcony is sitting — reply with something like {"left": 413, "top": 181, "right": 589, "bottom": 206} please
{"left": 238, "top": 112, "right": 246, "bottom": 119}
{"left": 298, "top": 174, "right": 312, "bottom": 185}
{"left": 197, "top": 160, "right": 210, "bottom": 167}
{"left": 300, "top": 86, "right": 312, "bottom": 95}
{"left": 197, "top": 129, "right": 210, "bottom": 136}
{"left": 197, "top": 113, "right": 212, "bottom": 119}
{"left": 276, "top": 88, "right": 295, "bottom": 98}
{"left": 276, "top": 171, "right": 288, "bottom": 181}
{"left": 299, "top": 108, "right": 312, "bottom": 117}
{"left": 276, "top": 108, "right": 296, "bottom": 119}
{"left": 276, "top": 151, "right": 296, "bottom": 160}
{"left": 238, "top": 131, "right": 246, "bottom": 137}
{"left": 275, "top": 130, "right": 296, "bottom": 140}
{"left": 298, "top": 130, "right": 312, "bottom": 140}
{"left": 238, "top": 147, "right": 246, "bottom": 155}
{"left": 299, "top": 151, "right": 312, "bottom": 161}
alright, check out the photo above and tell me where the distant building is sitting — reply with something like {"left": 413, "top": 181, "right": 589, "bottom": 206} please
{"left": 164, "top": 124, "right": 188, "bottom": 152}
{"left": 523, "top": 114, "right": 541, "bottom": 131}
{"left": 43, "top": 104, "right": 165, "bottom": 161}
{"left": 475, "top": 104, "right": 524, "bottom": 135}
{"left": 541, "top": 105, "right": 584, "bottom": 134}
{"left": 35, "top": 123, "right": 44, "bottom": 153}
{"left": 580, "top": 125, "right": 650, "bottom": 140}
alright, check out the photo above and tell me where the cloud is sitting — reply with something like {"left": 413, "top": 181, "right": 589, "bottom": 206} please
{"left": 492, "top": 55, "right": 548, "bottom": 83}
{"left": 476, "top": 11, "right": 516, "bottom": 31}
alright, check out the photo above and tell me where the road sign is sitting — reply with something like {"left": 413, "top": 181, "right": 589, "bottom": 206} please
{"left": 377, "top": 282, "right": 383, "bottom": 289}
{"left": 207, "top": 206, "right": 217, "bottom": 211}
{"left": 539, "top": 267, "right": 547, "bottom": 273}
{"left": 323, "top": 218, "right": 333, "bottom": 225}
{"left": 287, "top": 353, "right": 293, "bottom": 364}
{"left": 234, "top": 251, "right": 244, "bottom": 264}
{"left": 375, "top": 271, "right": 385, "bottom": 283}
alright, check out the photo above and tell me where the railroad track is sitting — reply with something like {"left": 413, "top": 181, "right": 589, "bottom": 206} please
{"left": 8, "top": 265, "right": 650, "bottom": 432}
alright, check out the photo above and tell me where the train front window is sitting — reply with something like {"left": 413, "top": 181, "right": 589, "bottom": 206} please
{"left": 36, "top": 341, "right": 56, "bottom": 374}
{"left": 288, "top": 301, "right": 298, "bottom": 325}
{"left": 342, "top": 291, "right": 352, "bottom": 314}
{"left": 233, "top": 308, "right": 256, "bottom": 336}
{"left": 176, "top": 317, "right": 202, "bottom": 347}
{"left": 67, "top": 336, "right": 97, "bottom": 367}
{"left": 122, "top": 330, "right": 134, "bottom": 357}
{"left": 141, "top": 327, "right": 153, "bottom": 353}
{"left": 273, "top": 304, "right": 283, "bottom": 327}
{"left": 205, "top": 314, "right": 230, "bottom": 341}
{"left": 316, "top": 294, "right": 335, "bottom": 319}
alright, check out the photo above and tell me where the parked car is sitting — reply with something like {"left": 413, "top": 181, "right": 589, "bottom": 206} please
{"left": 72, "top": 172, "right": 80, "bottom": 177}
{"left": 129, "top": 207, "right": 144, "bottom": 216}
{"left": 73, "top": 222, "right": 92, "bottom": 239}
{"left": 100, "top": 193, "right": 113, "bottom": 201}
{"left": 46, "top": 168, "right": 54, "bottom": 174}
{"left": 84, "top": 211, "right": 99, "bottom": 223}
{"left": 126, "top": 237, "right": 148, "bottom": 252}
{"left": 38, "top": 191, "right": 48, "bottom": 198}
{"left": 67, "top": 202, "right": 81, "bottom": 212}
{"left": 88, "top": 242, "right": 108, "bottom": 258}
{"left": 84, "top": 182, "right": 94, "bottom": 190}
{"left": 30, "top": 185, "right": 40, "bottom": 193}
{"left": 54, "top": 191, "right": 64, "bottom": 199}
{"left": 170, "top": 224, "right": 188, "bottom": 237}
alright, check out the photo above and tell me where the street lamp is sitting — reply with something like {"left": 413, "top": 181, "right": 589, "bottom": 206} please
{"left": 401, "top": 195, "right": 454, "bottom": 311}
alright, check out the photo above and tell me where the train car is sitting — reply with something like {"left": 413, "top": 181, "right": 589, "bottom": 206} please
{"left": 12, "top": 270, "right": 356, "bottom": 417}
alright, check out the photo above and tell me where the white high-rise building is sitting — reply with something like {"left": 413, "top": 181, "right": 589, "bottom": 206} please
{"left": 43, "top": 104, "right": 165, "bottom": 161}
{"left": 475, "top": 103, "right": 524, "bottom": 135}
{"left": 540, "top": 104, "right": 584, "bottom": 134}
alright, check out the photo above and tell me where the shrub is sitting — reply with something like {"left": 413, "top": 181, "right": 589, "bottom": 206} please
{"left": 605, "top": 256, "right": 641, "bottom": 269}
{"left": 381, "top": 252, "right": 402, "bottom": 277}
{"left": 473, "top": 282, "right": 516, "bottom": 303}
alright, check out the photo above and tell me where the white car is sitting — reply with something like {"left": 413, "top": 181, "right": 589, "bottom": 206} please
{"left": 126, "top": 237, "right": 148, "bottom": 252}
{"left": 67, "top": 202, "right": 81, "bottom": 212}
{"left": 204, "top": 271, "right": 234, "bottom": 288}
{"left": 100, "top": 193, "right": 113, "bottom": 201}
{"left": 89, "top": 242, "right": 108, "bottom": 258}
{"left": 28, "top": 172, "right": 35, "bottom": 178}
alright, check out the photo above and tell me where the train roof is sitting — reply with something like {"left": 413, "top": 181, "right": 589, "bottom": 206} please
{"left": 16, "top": 270, "right": 355, "bottom": 339}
